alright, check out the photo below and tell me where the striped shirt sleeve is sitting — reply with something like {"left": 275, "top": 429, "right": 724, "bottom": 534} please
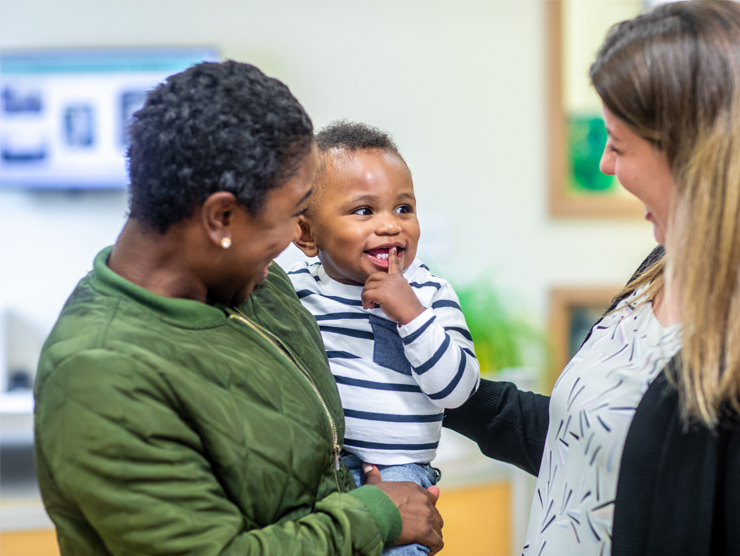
{"left": 398, "top": 281, "right": 480, "bottom": 408}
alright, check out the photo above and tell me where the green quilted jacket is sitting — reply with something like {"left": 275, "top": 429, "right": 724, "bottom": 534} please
{"left": 34, "top": 247, "right": 401, "bottom": 556}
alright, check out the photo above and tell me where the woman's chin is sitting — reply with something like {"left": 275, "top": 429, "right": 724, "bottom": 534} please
{"left": 230, "top": 284, "right": 256, "bottom": 306}
{"left": 646, "top": 212, "right": 665, "bottom": 245}
{"left": 653, "top": 225, "right": 666, "bottom": 246}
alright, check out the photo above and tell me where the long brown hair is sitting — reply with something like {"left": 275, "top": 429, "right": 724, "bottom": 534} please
{"left": 590, "top": 1, "right": 740, "bottom": 427}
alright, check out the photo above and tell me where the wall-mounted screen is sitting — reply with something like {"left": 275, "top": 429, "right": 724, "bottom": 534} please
{"left": 0, "top": 47, "right": 219, "bottom": 189}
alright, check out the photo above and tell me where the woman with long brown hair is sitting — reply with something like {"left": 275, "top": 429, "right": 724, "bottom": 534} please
{"left": 445, "top": 2, "right": 740, "bottom": 555}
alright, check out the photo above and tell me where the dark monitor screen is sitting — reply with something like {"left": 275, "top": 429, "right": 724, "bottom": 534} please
{"left": 0, "top": 47, "right": 219, "bottom": 189}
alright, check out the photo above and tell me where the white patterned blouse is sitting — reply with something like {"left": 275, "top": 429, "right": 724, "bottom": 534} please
{"left": 522, "top": 291, "right": 682, "bottom": 556}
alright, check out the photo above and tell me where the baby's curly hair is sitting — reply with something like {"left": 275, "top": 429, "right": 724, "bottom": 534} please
{"left": 311, "top": 120, "right": 407, "bottom": 200}
{"left": 127, "top": 60, "right": 314, "bottom": 233}
{"left": 316, "top": 120, "right": 401, "bottom": 156}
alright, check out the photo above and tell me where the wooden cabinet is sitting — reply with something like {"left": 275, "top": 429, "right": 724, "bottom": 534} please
{"left": 2, "top": 428, "right": 530, "bottom": 556}
{"left": 436, "top": 480, "right": 512, "bottom": 555}
{"left": 0, "top": 529, "right": 59, "bottom": 556}
{"left": 1, "top": 483, "right": 511, "bottom": 556}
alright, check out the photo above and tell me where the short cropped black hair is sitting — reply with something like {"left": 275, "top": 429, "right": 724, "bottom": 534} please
{"left": 315, "top": 120, "right": 402, "bottom": 158}
{"left": 127, "top": 60, "right": 314, "bottom": 233}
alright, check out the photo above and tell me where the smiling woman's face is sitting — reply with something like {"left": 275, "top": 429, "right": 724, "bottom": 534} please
{"left": 600, "top": 106, "right": 677, "bottom": 246}
{"left": 211, "top": 148, "right": 318, "bottom": 305}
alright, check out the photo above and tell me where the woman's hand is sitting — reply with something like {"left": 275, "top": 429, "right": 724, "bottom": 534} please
{"left": 361, "top": 248, "right": 425, "bottom": 325}
{"left": 363, "top": 463, "right": 444, "bottom": 555}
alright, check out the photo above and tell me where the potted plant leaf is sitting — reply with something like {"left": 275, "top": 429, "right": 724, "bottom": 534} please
{"left": 455, "top": 278, "right": 548, "bottom": 385}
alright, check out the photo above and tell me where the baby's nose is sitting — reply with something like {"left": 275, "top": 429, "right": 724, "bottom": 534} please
{"left": 376, "top": 219, "right": 402, "bottom": 235}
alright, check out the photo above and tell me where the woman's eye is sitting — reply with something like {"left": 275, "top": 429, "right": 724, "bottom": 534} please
{"left": 353, "top": 207, "right": 372, "bottom": 216}
{"left": 395, "top": 205, "right": 413, "bottom": 214}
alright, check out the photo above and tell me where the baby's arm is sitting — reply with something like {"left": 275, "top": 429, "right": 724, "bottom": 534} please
{"left": 397, "top": 280, "right": 480, "bottom": 408}
{"left": 361, "top": 249, "right": 480, "bottom": 408}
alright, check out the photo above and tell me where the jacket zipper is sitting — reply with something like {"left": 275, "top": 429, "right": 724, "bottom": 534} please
{"left": 229, "top": 307, "right": 342, "bottom": 491}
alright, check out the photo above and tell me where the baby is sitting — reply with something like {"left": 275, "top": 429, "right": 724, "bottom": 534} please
{"left": 289, "top": 121, "right": 480, "bottom": 555}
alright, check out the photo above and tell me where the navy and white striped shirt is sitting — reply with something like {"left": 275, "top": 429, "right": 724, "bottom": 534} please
{"left": 288, "top": 258, "right": 480, "bottom": 465}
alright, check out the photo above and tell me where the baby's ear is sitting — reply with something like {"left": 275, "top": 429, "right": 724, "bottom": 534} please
{"left": 293, "top": 215, "right": 319, "bottom": 257}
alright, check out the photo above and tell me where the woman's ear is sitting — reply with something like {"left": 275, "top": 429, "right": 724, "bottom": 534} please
{"left": 294, "top": 215, "right": 319, "bottom": 257}
{"left": 201, "top": 191, "right": 238, "bottom": 249}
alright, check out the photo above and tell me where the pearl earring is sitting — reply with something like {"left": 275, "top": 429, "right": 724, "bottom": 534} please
{"left": 221, "top": 237, "right": 232, "bottom": 249}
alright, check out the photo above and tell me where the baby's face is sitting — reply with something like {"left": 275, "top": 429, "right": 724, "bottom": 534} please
{"left": 309, "top": 149, "right": 420, "bottom": 286}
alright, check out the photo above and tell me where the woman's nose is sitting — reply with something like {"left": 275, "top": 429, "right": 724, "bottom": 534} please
{"left": 600, "top": 144, "right": 615, "bottom": 176}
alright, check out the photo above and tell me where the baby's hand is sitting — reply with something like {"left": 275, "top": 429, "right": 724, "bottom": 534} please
{"left": 362, "top": 248, "right": 425, "bottom": 325}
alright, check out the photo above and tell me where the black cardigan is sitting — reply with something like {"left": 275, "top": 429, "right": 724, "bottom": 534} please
{"left": 444, "top": 247, "right": 740, "bottom": 556}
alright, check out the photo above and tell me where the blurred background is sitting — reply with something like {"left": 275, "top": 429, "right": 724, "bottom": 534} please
{"left": 0, "top": 0, "right": 664, "bottom": 554}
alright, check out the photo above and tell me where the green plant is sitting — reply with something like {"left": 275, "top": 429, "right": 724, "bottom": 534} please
{"left": 455, "top": 278, "right": 548, "bottom": 376}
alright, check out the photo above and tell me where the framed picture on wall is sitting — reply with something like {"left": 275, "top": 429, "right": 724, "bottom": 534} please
{"left": 548, "top": 286, "right": 621, "bottom": 392}
{"left": 546, "top": 0, "right": 646, "bottom": 217}
{"left": 0, "top": 47, "right": 219, "bottom": 190}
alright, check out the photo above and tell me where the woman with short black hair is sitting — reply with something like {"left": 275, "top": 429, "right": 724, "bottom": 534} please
{"left": 34, "top": 60, "right": 443, "bottom": 556}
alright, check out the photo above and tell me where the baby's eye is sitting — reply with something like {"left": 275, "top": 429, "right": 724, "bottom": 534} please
{"left": 395, "top": 205, "right": 413, "bottom": 214}
{"left": 353, "top": 207, "right": 372, "bottom": 216}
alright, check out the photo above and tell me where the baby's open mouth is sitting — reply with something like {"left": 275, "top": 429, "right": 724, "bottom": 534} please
{"left": 364, "top": 246, "right": 404, "bottom": 263}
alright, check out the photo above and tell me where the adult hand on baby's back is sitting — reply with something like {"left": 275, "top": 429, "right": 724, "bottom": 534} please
{"left": 363, "top": 463, "right": 444, "bottom": 555}
{"left": 362, "top": 248, "right": 425, "bottom": 325}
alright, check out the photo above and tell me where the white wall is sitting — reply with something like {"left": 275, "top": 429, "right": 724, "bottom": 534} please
{"left": 0, "top": 0, "right": 658, "bottom": 369}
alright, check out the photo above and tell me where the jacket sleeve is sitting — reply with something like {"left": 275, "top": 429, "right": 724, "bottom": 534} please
{"left": 34, "top": 351, "right": 397, "bottom": 556}
{"left": 398, "top": 282, "right": 481, "bottom": 408}
{"left": 443, "top": 378, "right": 550, "bottom": 476}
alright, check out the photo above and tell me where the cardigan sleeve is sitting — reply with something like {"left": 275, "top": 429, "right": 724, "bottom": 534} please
{"left": 443, "top": 378, "right": 550, "bottom": 476}
{"left": 444, "top": 247, "right": 666, "bottom": 478}
{"left": 718, "top": 417, "right": 740, "bottom": 552}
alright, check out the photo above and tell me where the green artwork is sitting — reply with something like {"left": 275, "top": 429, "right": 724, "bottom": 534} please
{"left": 567, "top": 115, "right": 618, "bottom": 193}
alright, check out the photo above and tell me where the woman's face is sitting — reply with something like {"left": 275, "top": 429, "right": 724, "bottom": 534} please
{"left": 600, "top": 106, "right": 676, "bottom": 245}
{"left": 214, "top": 148, "right": 318, "bottom": 305}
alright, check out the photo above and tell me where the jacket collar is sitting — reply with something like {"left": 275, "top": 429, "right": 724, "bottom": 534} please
{"left": 89, "top": 246, "right": 228, "bottom": 329}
